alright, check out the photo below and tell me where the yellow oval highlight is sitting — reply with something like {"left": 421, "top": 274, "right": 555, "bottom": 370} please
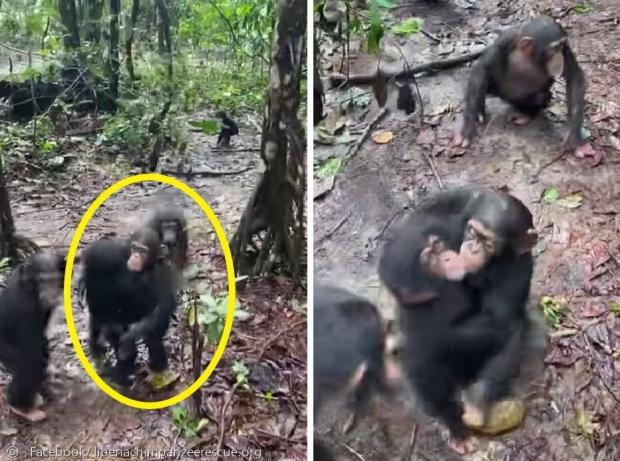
{"left": 64, "top": 173, "right": 236, "bottom": 410}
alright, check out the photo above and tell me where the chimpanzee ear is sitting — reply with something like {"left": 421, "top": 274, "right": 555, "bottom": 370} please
{"left": 519, "top": 228, "right": 538, "bottom": 254}
{"left": 517, "top": 37, "right": 535, "bottom": 55}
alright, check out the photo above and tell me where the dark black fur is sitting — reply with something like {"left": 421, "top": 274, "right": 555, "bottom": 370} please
{"left": 379, "top": 188, "right": 535, "bottom": 442}
{"left": 314, "top": 284, "right": 386, "bottom": 459}
{"left": 0, "top": 252, "right": 65, "bottom": 412}
{"left": 83, "top": 229, "right": 176, "bottom": 384}
{"left": 145, "top": 206, "right": 188, "bottom": 273}
{"left": 215, "top": 111, "right": 239, "bottom": 147}
{"left": 0, "top": 80, "right": 62, "bottom": 121}
{"left": 460, "top": 16, "right": 586, "bottom": 148}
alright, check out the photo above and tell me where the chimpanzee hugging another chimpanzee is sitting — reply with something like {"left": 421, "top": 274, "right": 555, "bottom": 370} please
{"left": 378, "top": 187, "right": 547, "bottom": 455}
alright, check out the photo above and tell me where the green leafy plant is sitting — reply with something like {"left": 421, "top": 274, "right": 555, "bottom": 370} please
{"left": 231, "top": 360, "right": 250, "bottom": 390}
{"left": 171, "top": 405, "right": 209, "bottom": 438}
{"left": 315, "top": 157, "right": 342, "bottom": 178}
{"left": 540, "top": 296, "right": 567, "bottom": 328}
{"left": 611, "top": 301, "right": 620, "bottom": 317}
{"left": 392, "top": 17, "right": 423, "bottom": 37}
{"left": 188, "top": 291, "right": 250, "bottom": 344}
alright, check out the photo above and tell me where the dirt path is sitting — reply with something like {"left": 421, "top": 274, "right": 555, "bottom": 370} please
{"left": 314, "top": 1, "right": 619, "bottom": 460}
{"left": 0, "top": 116, "right": 307, "bottom": 460}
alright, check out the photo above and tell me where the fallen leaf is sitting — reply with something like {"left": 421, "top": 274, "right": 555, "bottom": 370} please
{"left": 149, "top": 369, "right": 180, "bottom": 389}
{"left": 556, "top": 193, "right": 583, "bottom": 209}
{"left": 589, "top": 241, "right": 610, "bottom": 268}
{"left": 372, "top": 130, "right": 394, "bottom": 144}
{"left": 580, "top": 303, "right": 607, "bottom": 318}
{"left": 576, "top": 406, "right": 594, "bottom": 437}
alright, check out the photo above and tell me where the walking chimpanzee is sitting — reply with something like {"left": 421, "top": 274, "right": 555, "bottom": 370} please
{"left": 0, "top": 251, "right": 66, "bottom": 422}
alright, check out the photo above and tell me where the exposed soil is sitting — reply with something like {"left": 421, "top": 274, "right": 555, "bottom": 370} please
{"left": 0, "top": 111, "right": 307, "bottom": 460}
{"left": 314, "top": 0, "right": 620, "bottom": 460}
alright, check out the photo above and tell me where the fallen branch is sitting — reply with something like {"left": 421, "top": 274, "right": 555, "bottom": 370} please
{"left": 212, "top": 147, "right": 261, "bottom": 153}
{"left": 160, "top": 166, "right": 253, "bottom": 177}
{"left": 344, "top": 107, "right": 388, "bottom": 165}
{"left": 328, "top": 50, "right": 484, "bottom": 88}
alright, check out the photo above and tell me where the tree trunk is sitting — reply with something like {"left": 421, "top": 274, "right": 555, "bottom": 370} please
{"left": 0, "top": 158, "right": 15, "bottom": 258}
{"left": 108, "top": 0, "right": 120, "bottom": 99}
{"left": 58, "top": 0, "right": 81, "bottom": 50}
{"left": 84, "top": 0, "right": 104, "bottom": 44}
{"left": 146, "top": 0, "right": 173, "bottom": 172}
{"left": 230, "top": 0, "right": 306, "bottom": 279}
{"left": 125, "top": 0, "right": 141, "bottom": 80}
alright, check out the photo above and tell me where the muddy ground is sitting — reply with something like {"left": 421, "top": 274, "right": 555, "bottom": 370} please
{"left": 314, "top": 0, "right": 619, "bottom": 460}
{"left": 0, "top": 111, "right": 307, "bottom": 460}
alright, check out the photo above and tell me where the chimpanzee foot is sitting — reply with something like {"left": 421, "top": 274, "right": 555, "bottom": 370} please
{"left": 448, "top": 435, "right": 479, "bottom": 455}
{"left": 508, "top": 112, "right": 531, "bottom": 126}
{"left": 462, "top": 400, "right": 485, "bottom": 428}
{"left": 10, "top": 406, "right": 47, "bottom": 422}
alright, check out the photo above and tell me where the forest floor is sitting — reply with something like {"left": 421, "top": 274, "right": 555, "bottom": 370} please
{"left": 0, "top": 110, "right": 307, "bottom": 460}
{"left": 314, "top": 0, "right": 619, "bottom": 460}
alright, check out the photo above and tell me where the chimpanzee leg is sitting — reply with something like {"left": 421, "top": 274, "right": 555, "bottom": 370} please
{"left": 465, "top": 329, "right": 522, "bottom": 412}
{"left": 510, "top": 88, "right": 553, "bottom": 119}
{"left": 8, "top": 352, "right": 45, "bottom": 411}
{"left": 113, "top": 334, "right": 137, "bottom": 385}
{"left": 89, "top": 318, "right": 106, "bottom": 358}
{"left": 409, "top": 362, "right": 469, "bottom": 441}
{"left": 146, "top": 334, "right": 168, "bottom": 372}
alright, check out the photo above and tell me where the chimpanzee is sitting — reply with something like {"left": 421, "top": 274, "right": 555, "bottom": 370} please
{"left": 0, "top": 251, "right": 66, "bottom": 422}
{"left": 145, "top": 206, "right": 188, "bottom": 275}
{"left": 83, "top": 227, "right": 177, "bottom": 385}
{"left": 379, "top": 187, "right": 539, "bottom": 454}
{"left": 0, "top": 80, "right": 62, "bottom": 122}
{"left": 453, "top": 16, "right": 597, "bottom": 161}
{"left": 215, "top": 110, "right": 239, "bottom": 148}
{"left": 314, "top": 284, "right": 394, "bottom": 460}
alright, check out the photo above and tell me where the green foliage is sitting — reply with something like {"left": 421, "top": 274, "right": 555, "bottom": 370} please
{"left": 611, "top": 301, "right": 620, "bottom": 317}
{"left": 540, "top": 296, "right": 567, "bottom": 329}
{"left": 171, "top": 406, "right": 209, "bottom": 438}
{"left": 542, "top": 186, "right": 560, "bottom": 204}
{"left": 315, "top": 157, "right": 342, "bottom": 178}
{"left": 572, "top": 2, "right": 593, "bottom": 14}
{"left": 392, "top": 17, "right": 423, "bottom": 37}
{"left": 231, "top": 360, "right": 250, "bottom": 390}
{"left": 187, "top": 290, "right": 250, "bottom": 344}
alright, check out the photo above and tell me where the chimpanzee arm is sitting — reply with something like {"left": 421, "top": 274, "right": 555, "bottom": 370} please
{"left": 117, "top": 266, "right": 176, "bottom": 355}
{"left": 562, "top": 43, "right": 586, "bottom": 148}
{"left": 460, "top": 59, "right": 490, "bottom": 141}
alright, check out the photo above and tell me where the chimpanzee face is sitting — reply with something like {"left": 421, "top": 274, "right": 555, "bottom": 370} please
{"left": 459, "top": 219, "right": 502, "bottom": 274}
{"left": 20, "top": 252, "right": 66, "bottom": 312}
{"left": 419, "top": 235, "right": 467, "bottom": 282}
{"left": 127, "top": 228, "right": 160, "bottom": 272}
{"left": 160, "top": 220, "right": 180, "bottom": 247}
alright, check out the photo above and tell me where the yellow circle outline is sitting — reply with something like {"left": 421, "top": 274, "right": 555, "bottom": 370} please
{"left": 63, "top": 173, "right": 236, "bottom": 410}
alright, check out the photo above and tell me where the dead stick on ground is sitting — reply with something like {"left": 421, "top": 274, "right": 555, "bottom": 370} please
{"left": 343, "top": 443, "right": 368, "bottom": 461}
{"left": 403, "top": 424, "right": 419, "bottom": 461}
{"left": 328, "top": 50, "right": 484, "bottom": 88}
{"left": 344, "top": 107, "right": 388, "bottom": 165}
{"left": 215, "top": 383, "right": 240, "bottom": 460}
{"left": 421, "top": 150, "right": 443, "bottom": 189}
